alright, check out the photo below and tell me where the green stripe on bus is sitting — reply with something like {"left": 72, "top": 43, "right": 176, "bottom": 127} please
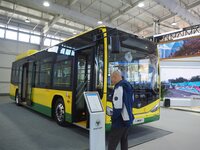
{"left": 31, "top": 102, "right": 72, "bottom": 122}
{"left": 31, "top": 102, "right": 52, "bottom": 117}
{"left": 144, "top": 115, "right": 160, "bottom": 123}
{"left": 105, "top": 124, "right": 111, "bottom": 131}
{"left": 65, "top": 113, "right": 72, "bottom": 123}
{"left": 10, "top": 95, "right": 15, "bottom": 100}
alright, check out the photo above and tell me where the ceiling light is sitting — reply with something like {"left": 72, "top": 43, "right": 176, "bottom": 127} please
{"left": 43, "top": 1, "right": 50, "bottom": 7}
{"left": 171, "top": 22, "right": 177, "bottom": 26}
{"left": 97, "top": 20, "right": 103, "bottom": 25}
{"left": 138, "top": 2, "right": 144, "bottom": 7}
{"left": 171, "top": 16, "right": 177, "bottom": 26}
{"left": 25, "top": 18, "right": 30, "bottom": 23}
{"left": 73, "top": 32, "right": 77, "bottom": 35}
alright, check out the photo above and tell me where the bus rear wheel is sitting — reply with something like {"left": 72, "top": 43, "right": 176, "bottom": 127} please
{"left": 54, "top": 99, "right": 66, "bottom": 126}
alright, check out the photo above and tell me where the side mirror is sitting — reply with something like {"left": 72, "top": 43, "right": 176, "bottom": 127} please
{"left": 110, "top": 36, "right": 121, "bottom": 53}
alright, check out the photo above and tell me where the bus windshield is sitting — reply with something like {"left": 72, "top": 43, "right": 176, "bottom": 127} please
{"left": 108, "top": 36, "right": 159, "bottom": 108}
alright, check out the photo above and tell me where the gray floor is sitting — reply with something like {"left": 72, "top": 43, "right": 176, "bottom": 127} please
{"left": 130, "top": 107, "right": 200, "bottom": 150}
{"left": 1, "top": 96, "right": 200, "bottom": 150}
{"left": 0, "top": 97, "right": 89, "bottom": 150}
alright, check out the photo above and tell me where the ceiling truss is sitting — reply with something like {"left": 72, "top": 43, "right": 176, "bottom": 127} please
{"left": 0, "top": 0, "right": 199, "bottom": 39}
{"left": 154, "top": 0, "right": 200, "bottom": 25}
{"left": 148, "top": 24, "right": 200, "bottom": 43}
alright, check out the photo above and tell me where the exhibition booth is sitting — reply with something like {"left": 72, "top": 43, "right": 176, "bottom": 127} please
{"left": 158, "top": 36, "right": 200, "bottom": 107}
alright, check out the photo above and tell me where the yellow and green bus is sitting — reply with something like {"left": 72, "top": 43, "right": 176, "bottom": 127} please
{"left": 10, "top": 26, "right": 160, "bottom": 130}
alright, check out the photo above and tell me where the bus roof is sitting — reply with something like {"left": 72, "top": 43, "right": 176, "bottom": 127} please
{"left": 16, "top": 49, "right": 39, "bottom": 61}
{"left": 62, "top": 25, "right": 106, "bottom": 42}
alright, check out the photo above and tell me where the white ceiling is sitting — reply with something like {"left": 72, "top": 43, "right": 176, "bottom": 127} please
{"left": 0, "top": 0, "right": 200, "bottom": 39}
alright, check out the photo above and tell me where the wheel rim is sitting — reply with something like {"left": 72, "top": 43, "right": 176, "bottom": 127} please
{"left": 56, "top": 103, "right": 65, "bottom": 122}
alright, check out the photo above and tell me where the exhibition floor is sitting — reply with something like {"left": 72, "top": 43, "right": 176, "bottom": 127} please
{"left": 1, "top": 96, "right": 200, "bottom": 150}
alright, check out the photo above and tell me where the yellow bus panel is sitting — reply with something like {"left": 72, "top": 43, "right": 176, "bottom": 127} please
{"left": 9, "top": 83, "right": 18, "bottom": 99}
{"left": 32, "top": 88, "right": 72, "bottom": 117}
{"left": 16, "top": 49, "right": 38, "bottom": 61}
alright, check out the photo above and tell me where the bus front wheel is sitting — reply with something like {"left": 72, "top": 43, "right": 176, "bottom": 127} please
{"left": 54, "top": 98, "right": 66, "bottom": 126}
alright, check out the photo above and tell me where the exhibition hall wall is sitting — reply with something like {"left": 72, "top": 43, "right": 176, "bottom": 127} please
{"left": 0, "top": 39, "right": 39, "bottom": 95}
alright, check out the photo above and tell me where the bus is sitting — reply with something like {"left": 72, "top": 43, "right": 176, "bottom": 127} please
{"left": 10, "top": 26, "right": 160, "bottom": 130}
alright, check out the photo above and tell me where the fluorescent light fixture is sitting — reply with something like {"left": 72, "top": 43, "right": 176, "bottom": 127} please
{"left": 138, "top": 2, "right": 144, "bottom": 7}
{"left": 25, "top": 18, "right": 30, "bottom": 23}
{"left": 97, "top": 20, "right": 103, "bottom": 24}
{"left": 73, "top": 32, "right": 77, "bottom": 35}
{"left": 43, "top": 1, "right": 50, "bottom": 7}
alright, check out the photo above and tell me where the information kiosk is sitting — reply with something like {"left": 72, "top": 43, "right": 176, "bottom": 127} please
{"left": 84, "top": 92, "right": 105, "bottom": 150}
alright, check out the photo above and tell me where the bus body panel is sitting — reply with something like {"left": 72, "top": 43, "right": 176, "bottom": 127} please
{"left": 133, "top": 99, "right": 160, "bottom": 114}
{"left": 16, "top": 49, "right": 38, "bottom": 61}
{"left": 133, "top": 99, "right": 160, "bottom": 125}
{"left": 9, "top": 85, "right": 73, "bottom": 122}
{"left": 105, "top": 99, "right": 160, "bottom": 130}
{"left": 9, "top": 83, "right": 18, "bottom": 100}
{"left": 32, "top": 88, "right": 73, "bottom": 121}
{"left": 101, "top": 27, "right": 108, "bottom": 111}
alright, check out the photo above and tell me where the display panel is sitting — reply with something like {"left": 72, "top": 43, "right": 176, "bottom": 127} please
{"left": 158, "top": 36, "right": 200, "bottom": 59}
{"left": 84, "top": 92, "right": 103, "bottom": 113}
{"left": 161, "top": 66, "right": 200, "bottom": 98}
{"left": 158, "top": 36, "right": 200, "bottom": 100}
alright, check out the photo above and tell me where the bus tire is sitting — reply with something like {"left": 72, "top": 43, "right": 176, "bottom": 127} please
{"left": 15, "top": 91, "right": 21, "bottom": 106}
{"left": 54, "top": 98, "right": 66, "bottom": 126}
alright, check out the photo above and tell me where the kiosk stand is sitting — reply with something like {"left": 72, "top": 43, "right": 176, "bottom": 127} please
{"left": 84, "top": 92, "right": 105, "bottom": 150}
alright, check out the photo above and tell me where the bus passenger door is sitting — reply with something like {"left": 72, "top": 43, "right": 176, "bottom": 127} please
{"left": 18, "top": 66, "right": 23, "bottom": 103}
{"left": 73, "top": 48, "right": 95, "bottom": 123}
{"left": 19, "top": 62, "right": 34, "bottom": 106}
{"left": 26, "top": 62, "right": 34, "bottom": 106}
{"left": 21, "top": 63, "right": 28, "bottom": 103}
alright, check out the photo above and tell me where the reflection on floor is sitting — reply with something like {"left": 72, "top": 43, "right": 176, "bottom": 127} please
{"left": 127, "top": 125, "right": 172, "bottom": 148}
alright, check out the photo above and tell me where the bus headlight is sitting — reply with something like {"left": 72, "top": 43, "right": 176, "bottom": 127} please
{"left": 106, "top": 106, "right": 113, "bottom": 116}
{"left": 151, "top": 104, "right": 159, "bottom": 112}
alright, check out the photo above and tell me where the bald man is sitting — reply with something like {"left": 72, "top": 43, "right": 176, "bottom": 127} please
{"left": 108, "top": 70, "right": 134, "bottom": 150}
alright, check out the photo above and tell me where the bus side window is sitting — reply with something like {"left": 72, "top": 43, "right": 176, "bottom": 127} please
{"left": 15, "top": 66, "right": 19, "bottom": 84}
{"left": 39, "top": 62, "right": 52, "bottom": 88}
{"left": 11, "top": 64, "right": 15, "bottom": 84}
{"left": 53, "top": 59, "right": 72, "bottom": 89}
{"left": 11, "top": 64, "right": 19, "bottom": 85}
{"left": 35, "top": 55, "right": 54, "bottom": 88}
{"left": 34, "top": 62, "right": 39, "bottom": 87}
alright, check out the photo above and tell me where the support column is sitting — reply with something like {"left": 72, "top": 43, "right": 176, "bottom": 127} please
{"left": 153, "top": 20, "right": 160, "bottom": 35}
